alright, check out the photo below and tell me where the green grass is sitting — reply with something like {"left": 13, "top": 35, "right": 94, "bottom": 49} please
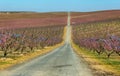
{"left": 82, "top": 48, "right": 120, "bottom": 68}
{"left": 0, "top": 62, "right": 11, "bottom": 65}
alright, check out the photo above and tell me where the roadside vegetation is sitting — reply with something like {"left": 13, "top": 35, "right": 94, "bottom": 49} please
{"left": 72, "top": 19, "right": 120, "bottom": 76}
{"left": 0, "top": 25, "right": 65, "bottom": 70}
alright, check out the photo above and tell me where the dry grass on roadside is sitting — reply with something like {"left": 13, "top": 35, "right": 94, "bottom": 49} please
{"left": 0, "top": 42, "right": 63, "bottom": 70}
{"left": 72, "top": 42, "right": 120, "bottom": 76}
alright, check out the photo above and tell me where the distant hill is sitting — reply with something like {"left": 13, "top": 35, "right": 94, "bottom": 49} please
{"left": 0, "top": 10, "right": 120, "bottom": 29}
{"left": 0, "top": 12, "right": 67, "bottom": 29}
{"left": 0, "top": 11, "right": 37, "bottom": 13}
{"left": 71, "top": 10, "right": 120, "bottom": 24}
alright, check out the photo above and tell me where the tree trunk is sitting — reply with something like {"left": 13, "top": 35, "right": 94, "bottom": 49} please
{"left": 4, "top": 50, "right": 7, "bottom": 57}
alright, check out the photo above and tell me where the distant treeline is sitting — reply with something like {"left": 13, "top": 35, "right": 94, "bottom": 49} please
{"left": 0, "top": 11, "right": 36, "bottom": 13}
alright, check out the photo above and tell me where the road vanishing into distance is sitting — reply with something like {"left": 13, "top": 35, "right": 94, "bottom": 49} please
{"left": 0, "top": 12, "right": 93, "bottom": 76}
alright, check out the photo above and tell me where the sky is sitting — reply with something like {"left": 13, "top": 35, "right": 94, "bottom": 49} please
{"left": 0, "top": 0, "right": 120, "bottom": 12}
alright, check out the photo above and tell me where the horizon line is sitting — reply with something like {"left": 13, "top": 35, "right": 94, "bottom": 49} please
{"left": 0, "top": 9, "right": 120, "bottom": 13}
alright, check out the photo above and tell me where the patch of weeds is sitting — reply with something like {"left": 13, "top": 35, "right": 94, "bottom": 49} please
{"left": 0, "top": 62, "right": 11, "bottom": 65}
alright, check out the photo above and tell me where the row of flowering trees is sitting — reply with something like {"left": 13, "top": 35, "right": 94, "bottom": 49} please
{"left": 72, "top": 19, "right": 120, "bottom": 58}
{"left": 0, "top": 26, "right": 64, "bottom": 57}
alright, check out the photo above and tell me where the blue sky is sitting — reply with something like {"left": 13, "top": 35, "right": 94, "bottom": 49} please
{"left": 0, "top": 0, "right": 120, "bottom": 12}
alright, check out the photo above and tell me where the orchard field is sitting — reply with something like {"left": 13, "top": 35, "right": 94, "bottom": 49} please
{"left": 0, "top": 12, "right": 67, "bottom": 58}
{"left": 0, "top": 11, "right": 120, "bottom": 75}
{"left": 71, "top": 10, "right": 120, "bottom": 24}
{"left": 0, "top": 12, "right": 67, "bottom": 29}
{"left": 0, "top": 26, "right": 64, "bottom": 57}
{"left": 72, "top": 11, "right": 120, "bottom": 75}
{"left": 72, "top": 19, "right": 120, "bottom": 58}
{"left": 0, "top": 12, "right": 67, "bottom": 70}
